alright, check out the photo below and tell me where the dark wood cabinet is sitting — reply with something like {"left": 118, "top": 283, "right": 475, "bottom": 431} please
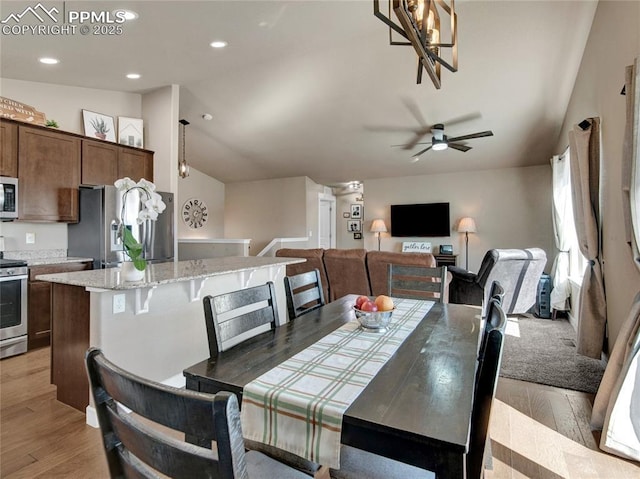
{"left": 51, "top": 283, "right": 90, "bottom": 412}
{"left": 81, "top": 139, "right": 119, "bottom": 185}
{"left": 18, "top": 125, "right": 81, "bottom": 222}
{"left": 434, "top": 254, "right": 458, "bottom": 268}
{"left": 0, "top": 120, "right": 18, "bottom": 177}
{"left": 28, "top": 261, "right": 92, "bottom": 350}
{"left": 118, "top": 147, "right": 154, "bottom": 182}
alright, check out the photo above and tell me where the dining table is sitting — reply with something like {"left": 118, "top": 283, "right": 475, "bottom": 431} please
{"left": 183, "top": 294, "right": 483, "bottom": 478}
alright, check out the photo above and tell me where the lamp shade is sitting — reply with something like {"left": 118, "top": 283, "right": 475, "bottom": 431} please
{"left": 370, "top": 219, "right": 387, "bottom": 233}
{"left": 457, "top": 217, "right": 477, "bottom": 233}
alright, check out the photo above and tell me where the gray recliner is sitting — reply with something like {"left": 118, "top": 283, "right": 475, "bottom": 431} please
{"left": 449, "top": 248, "right": 547, "bottom": 316}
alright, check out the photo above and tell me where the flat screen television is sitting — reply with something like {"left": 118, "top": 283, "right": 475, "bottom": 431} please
{"left": 390, "top": 202, "right": 450, "bottom": 237}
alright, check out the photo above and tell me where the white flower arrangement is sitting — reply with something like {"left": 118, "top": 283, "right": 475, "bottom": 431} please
{"left": 114, "top": 177, "right": 167, "bottom": 271}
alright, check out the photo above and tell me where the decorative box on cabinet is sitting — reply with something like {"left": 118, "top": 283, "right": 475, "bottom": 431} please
{"left": 28, "top": 261, "right": 92, "bottom": 350}
{"left": 0, "top": 119, "right": 18, "bottom": 177}
{"left": 18, "top": 125, "right": 81, "bottom": 222}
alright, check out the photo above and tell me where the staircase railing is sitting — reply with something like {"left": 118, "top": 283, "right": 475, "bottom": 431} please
{"left": 257, "top": 237, "right": 310, "bottom": 257}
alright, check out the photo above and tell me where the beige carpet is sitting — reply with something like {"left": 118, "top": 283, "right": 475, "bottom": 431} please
{"left": 499, "top": 315, "right": 606, "bottom": 394}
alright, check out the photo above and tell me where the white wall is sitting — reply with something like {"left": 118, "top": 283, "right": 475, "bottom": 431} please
{"left": 225, "top": 177, "right": 308, "bottom": 254}
{"left": 363, "top": 165, "right": 554, "bottom": 273}
{"left": 177, "top": 167, "right": 225, "bottom": 239}
{"left": 554, "top": 1, "right": 640, "bottom": 349}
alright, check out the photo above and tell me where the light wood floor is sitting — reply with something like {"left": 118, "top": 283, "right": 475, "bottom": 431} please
{"left": 1, "top": 347, "right": 638, "bottom": 478}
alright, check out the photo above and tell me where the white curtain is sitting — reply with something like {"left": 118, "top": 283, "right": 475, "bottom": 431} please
{"left": 550, "top": 152, "right": 573, "bottom": 311}
{"left": 591, "top": 58, "right": 640, "bottom": 461}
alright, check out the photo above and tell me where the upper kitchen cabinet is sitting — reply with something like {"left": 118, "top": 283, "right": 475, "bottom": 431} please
{"left": 18, "top": 125, "right": 81, "bottom": 222}
{"left": 0, "top": 120, "right": 18, "bottom": 177}
{"left": 118, "top": 147, "right": 153, "bottom": 182}
{"left": 81, "top": 141, "right": 154, "bottom": 186}
{"left": 81, "top": 139, "right": 118, "bottom": 186}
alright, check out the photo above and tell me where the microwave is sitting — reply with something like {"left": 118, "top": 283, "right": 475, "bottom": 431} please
{"left": 0, "top": 177, "right": 18, "bottom": 221}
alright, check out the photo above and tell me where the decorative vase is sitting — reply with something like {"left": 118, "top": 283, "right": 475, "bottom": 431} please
{"left": 121, "top": 261, "right": 145, "bottom": 282}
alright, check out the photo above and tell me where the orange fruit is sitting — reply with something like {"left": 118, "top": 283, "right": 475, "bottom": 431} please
{"left": 374, "top": 295, "right": 394, "bottom": 312}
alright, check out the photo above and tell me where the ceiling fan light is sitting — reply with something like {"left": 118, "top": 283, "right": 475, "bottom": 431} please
{"left": 432, "top": 140, "right": 448, "bottom": 151}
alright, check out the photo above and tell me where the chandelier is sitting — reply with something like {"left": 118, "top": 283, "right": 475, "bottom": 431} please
{"left": 374, "top": 0, "right": 458, "bottom": 89}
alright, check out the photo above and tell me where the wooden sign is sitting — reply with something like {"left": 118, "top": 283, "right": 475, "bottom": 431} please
{"left": 0, "top": 96, "right": 47, "bottom": 125}
{"left": 401, "top": 241, "right": 432, "bottom": 253}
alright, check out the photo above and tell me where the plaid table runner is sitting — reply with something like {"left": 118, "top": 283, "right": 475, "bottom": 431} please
{"left": 240, "top": 298, "right": 434, "bottom": 468}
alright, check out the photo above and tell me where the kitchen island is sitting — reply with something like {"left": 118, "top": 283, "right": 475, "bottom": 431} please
{"left": 37, "top": 256, "right": 304, "bottom": 425}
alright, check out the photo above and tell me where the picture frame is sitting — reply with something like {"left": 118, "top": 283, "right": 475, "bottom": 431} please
{"left": 118, "top": 116, "right": 144, "bottom": 148}
{"left": 350, "top": 204, "right": 362, "bottom": 219}
{"left": 347, "top": 220, "right": 361, "bottom": 233}
{"left": 354, "top": 232, "right": 362, "bottom": 240}
{"left": 343, "top": 212, "right": 350, "bottom": 218}
{"left": 82, "top": 110, "right": 116, "bottom": 142}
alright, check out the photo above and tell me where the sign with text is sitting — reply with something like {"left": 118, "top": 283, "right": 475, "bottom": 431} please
{"left": 0, "top": 96, "right": 47, "bottom": 125}
{"left": 401, "top": 242, "right": 432, "bottom": 253}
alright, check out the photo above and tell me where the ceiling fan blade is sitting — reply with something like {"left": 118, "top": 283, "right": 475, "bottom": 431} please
{"left": 447, "top": 130, "right": 494, "bottom": 142}
{"left": 442, "top": 112, "right": 482, "bottom": 128}
{"left": 401, "top": 97, "right": 429, "bottom": 128}
{"left": 448, "top": 143, "right": 472, "bottom": 152}
{"left": 365, "top": 125, "right": 424, "bottom": 133}
{"left": 413, "top": 145, "right": 433, "bottom": 157}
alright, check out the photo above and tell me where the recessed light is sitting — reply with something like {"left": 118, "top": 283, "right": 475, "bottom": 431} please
{"left": 115, "top": 9, "right": 138, "bottom": 21}
{"left": 210, "top": 41, "right": 228, "bottom": 49}
{"left": 202, "top": 113, "right": 213, "bottom": 121}
{"left": 39, "top": 57, "right": 59, "bottom": 65}
{"left": 126, "top": 73, "right": 141, "bottom": 79}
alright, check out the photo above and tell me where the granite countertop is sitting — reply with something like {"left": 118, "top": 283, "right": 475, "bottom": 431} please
{"left": 36, "top": 256, "right": 305, "bottom": 291}
{"left": 27, "top": 256, "right": 94, "bottom": 266}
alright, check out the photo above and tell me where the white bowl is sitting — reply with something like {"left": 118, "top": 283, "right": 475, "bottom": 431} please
{"left": 353, "top": 306, "right": 394, "bottom": 332}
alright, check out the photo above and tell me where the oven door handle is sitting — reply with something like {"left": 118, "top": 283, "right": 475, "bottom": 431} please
{"left": 0, "top": 274, "right": 28, "bottom": 282}
{"left": 0, "top": 184, "right": 5, "bottom": 212}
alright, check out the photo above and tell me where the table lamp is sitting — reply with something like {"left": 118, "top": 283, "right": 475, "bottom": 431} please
{"left": 370, "top": 219, "right": 387, "bottom": 251}
{"left": 457, "top": 217, "right": 477, "bottom": 270}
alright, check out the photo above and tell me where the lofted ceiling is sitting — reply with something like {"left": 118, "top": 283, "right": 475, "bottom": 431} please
{"left": 0, "top": 1, "right": 598, "bottom": 185}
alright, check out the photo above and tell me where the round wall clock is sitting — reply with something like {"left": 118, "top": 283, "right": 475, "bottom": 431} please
{"left": 182, "top": 198, "right": 208, "bottom": 229}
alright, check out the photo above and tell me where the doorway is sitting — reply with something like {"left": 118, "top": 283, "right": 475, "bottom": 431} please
{"left": 318, "top": 195, "right": 336, "bottom": 249}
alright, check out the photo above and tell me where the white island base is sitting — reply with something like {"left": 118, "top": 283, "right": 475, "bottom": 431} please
{"left": 37, "top": 257, "right": 304, "bottom": 427}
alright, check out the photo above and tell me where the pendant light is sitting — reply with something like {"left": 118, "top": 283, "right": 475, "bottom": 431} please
{"left": 178, "top": 119, "right": 190, "bottom": 178}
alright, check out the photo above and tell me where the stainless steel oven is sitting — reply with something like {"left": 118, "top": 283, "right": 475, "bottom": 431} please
{"left": 0, "top": 259, "right": 28, "bottom": 358}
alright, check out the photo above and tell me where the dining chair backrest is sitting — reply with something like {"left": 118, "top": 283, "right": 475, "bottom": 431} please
{"left": 284, "top": 268, "right": 326, "bottom": 319}
{"left": 478, "top": 298, "right": 507, "bottom": 372}
{"left": 85, "top": 347, "right": 245, "bottom": 479}
{"left": 467, "top": 316, "right": 506, "bottom": 479}
{"left": 203, "top": 282, "right": 280, "bottom": 357}
{"left": 388, "top": 264, "right": 448, "bottom": 302}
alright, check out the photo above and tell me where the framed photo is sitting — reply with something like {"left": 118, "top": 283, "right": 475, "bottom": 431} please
{"left": 347, "top": 220, "right": 361, "bottom": 233}
{"left": 118, "top": 117, "right": 144, "bottom": 148}
{"left": 343, "top": 212, "right": 350, "bottom": 218}
{"left": 82, "top": 110, "right": 116, "bottom": 142}
{"left": 354, "top": 232, "right": 362, "bottom": 240}
{"left": 350, "top": 204, "right": 362, "bottom": 219}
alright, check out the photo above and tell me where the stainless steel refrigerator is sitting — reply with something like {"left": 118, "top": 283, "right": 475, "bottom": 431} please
{"left": 68, "top": 186, "right": 174, "bottom": 269}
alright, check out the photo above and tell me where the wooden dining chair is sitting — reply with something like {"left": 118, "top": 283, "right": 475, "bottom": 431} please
{"left": 85, "top": 348, "right": 310, "bottom": 479}
{"left": 284, "top": 269, "right": 326, "bottom": 319}
{"left": 388, "top": 264, "right": 448, "bottom": 302}
{"left": 203, "top": 282, "right": 280, "bottom": 357}
{"left": 329, "top": 308, "right": 506, "bottom": 479}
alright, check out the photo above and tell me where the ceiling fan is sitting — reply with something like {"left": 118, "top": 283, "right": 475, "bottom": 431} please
{"left": 397, "top": 123, "right": 494, "bottom": 162}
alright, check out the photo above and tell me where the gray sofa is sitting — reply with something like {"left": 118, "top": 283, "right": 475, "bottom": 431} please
{"left": 448, "top": 248, "right": 547, "bottom": 316}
